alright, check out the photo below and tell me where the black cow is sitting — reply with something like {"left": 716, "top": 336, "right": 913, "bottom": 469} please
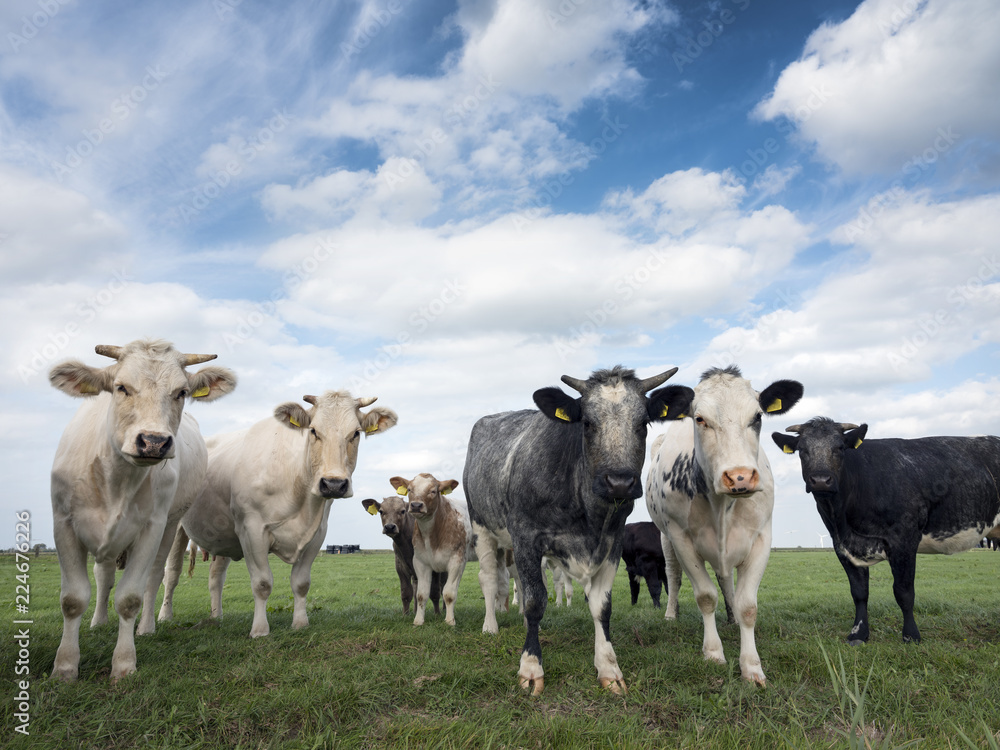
{"left": 772, "top": 417, "right": 1000, "bottom": 644}
{"left": 464, "top": 365, "right": 692, "bottom": 695}
{"left": 361, "top": 496, "right": 443, "bottom": 616}
{"left": 622, "top": 522, "right": 668, "bottom": 607}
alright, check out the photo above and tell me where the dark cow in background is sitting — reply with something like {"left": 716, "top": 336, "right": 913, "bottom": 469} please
{"left": 465, "top": 365, "right": 692, "bottom": 695}
{"left": 773, "top": 417, "right": 1000, "bottom": 644}
{"left": 622, "top": 522, "right": 668, "bottom": 607}
{"left": 361, "top": 496, "right": 443, "bottom": 616}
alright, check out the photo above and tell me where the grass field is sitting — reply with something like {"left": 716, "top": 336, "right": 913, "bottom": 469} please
{"left": 3, "top": 547, "right": 1000, "bottom": 749}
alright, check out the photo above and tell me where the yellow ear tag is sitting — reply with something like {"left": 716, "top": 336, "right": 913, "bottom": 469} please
{"left": 555, "top": 407, "right": 571, "bottom": 421}
{"left": 365, "top": 424, "right": 379, "bottom": 434}
{"left": 677, "top": 413, "right": 686, "bottom": 420}
{"left": 80, "top": 383, "right": 100, "bottom": 394}
{"left": 854, "top": 438, "right": 863, "bottom": 449}
{"left": 191, "top": 386, "right": 211, "bottom": 398}
{"left": 782, "top": 444, "right": 795, "bottom": 454}
{"left": 289, "top": 415, "right": 301, "bottom": 428}
{"left": 366, "top": 504, "right": 378, "bottom": 516}
{"left": 441, "top": 487, "right": 452, "bottom": 495}
{"left": 396, "top": 486, "right": 408, "bottom": 496}
{"left": 766, "top": 398, "right": 782, "bottom": 413}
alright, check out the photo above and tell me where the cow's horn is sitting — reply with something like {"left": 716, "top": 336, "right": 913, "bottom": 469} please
{"left": 182, "top": 353, "right": 218, "bottom": 366}
{"left": 560, "top": 375, "right": 588, "bottom": 393}
{"left": 95, "top": 345, "right": 123, "bottom": 360}
{"left": 638, "top": 367, "right": 679, "bottom": 393}
{"left": 838, "top": 423, "right": 860, "bottom": 431}
{"left": 303, "top": 395, "right": 318, "bottom": 405}
{"left": 785, "top": 424, "right": 804, "bottom": 434}
{"left": 356, "top": 396, "right": 378, "bottom": 407}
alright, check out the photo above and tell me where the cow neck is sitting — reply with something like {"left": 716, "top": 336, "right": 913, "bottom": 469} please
{"left": 812, "top": 491, "right": 851, "bottom": 542}
{"left": 393, "top": 513, "right": 416, "bottom": 558}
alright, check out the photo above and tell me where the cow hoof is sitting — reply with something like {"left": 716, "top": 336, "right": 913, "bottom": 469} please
{"left": 599, "top": 677, "right": 627, "bottom": 695}
{"left": 743, "top": 669, "right": 766, "bottom": 686}
{"left": 292, "top": 619, "right": 308, "bottom": 630}
{"left": 249, "top": 628, "right": 270, "bottom": 638}
{"left": 846, "top": 638, "right": 866, "bottom": 647}
{"left": 51, "top": 667, "right": 78, "bottom": 683}
{"left": 519, "top": 675, "right": 544, "bottom": 696}
{"left": 110, "top": 665, "right": 137, "bottom": 682}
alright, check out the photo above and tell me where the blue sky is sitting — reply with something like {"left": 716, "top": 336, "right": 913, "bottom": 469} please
{"left": 2, "top": 0, "right": 999, "bottom": 555}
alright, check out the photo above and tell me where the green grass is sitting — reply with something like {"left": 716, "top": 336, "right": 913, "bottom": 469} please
{"left": 3, "top": 548, "right": 1000, "bottom": 748}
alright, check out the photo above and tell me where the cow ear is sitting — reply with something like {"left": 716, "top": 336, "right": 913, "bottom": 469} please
{"left": 533, "top": 387, "right": 581, "bottom": 423}
{"left": 389, "top": 476, "right": 410, "bottom": 496}
{"left": 361, "top": 498, "right": 381, "bottom": 516}
{"left": 274, "top": 402, "right": 311, "bottom": 430}
{"left": 648, "top": 385, "right": 694, "bottom": 422}
{"left": 187, "top": 366, "right": 237, "bottom": 402}
{"left": 843, "top": 424, "right": 868, "bottom": 450}
{"left": 361, "top": 406, "right": 398, "bottom": 436}
{"left": 758, "top": 379, "right": 804, "bottom": 415}
{"left": 771, "top": 432, "right": 798, "bottom": 455}
{"left": 439, "top": 479, "right": 459, "bottom": 495}
{"left": 49, "top": 361, "right": 113, "bottom": 397}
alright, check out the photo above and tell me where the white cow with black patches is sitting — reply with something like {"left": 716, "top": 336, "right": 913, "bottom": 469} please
{"left": 49, "top": 339, "right": 236, "bottom": 681}
{"left": 646, "top": 365, "right": 803, "bottom": 685}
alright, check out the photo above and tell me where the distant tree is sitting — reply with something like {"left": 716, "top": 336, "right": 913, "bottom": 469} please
{"left": 33, "top": 543, "right": 46, "bottom": 557}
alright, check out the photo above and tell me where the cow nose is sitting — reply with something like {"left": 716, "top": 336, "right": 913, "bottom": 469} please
{"left": 135, "top": 433, "right": 172, "bottom": 459}
{"left": 318, "top": 477, "right": 350, "bottom": 498}
{"left": 604, "top": 473, "right": 637, "bottom": 499}
{"left": 808, "top": 473, "right": 834, "bottom": 492}
{"left": 409, "top": 501, "right": 425, "bottom": 514}
{"left": 722, "top": 467, "right": 758, "bottom": 494}
{"left": 383, "top": 523, "right": 398, "bottom": 536}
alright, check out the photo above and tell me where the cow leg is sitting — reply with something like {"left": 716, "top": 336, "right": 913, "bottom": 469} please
{"left": 395, "top": 560, "right": 413, "bottom": 614}
{"left": 670, "top": 531, "right": 725, "bottom": 665}
{"left": 412, "top": 556, "right": 433, "bottom": 626}
{"left": 836, "top": 552, "right": 870, "bottom": 644}
{"left": 442, "top": 557, "right": 467, "bottom": 627}
{"left": 474, "top": 525, "right": 501, "bottom": 634}
{"left": 109, "top": 519, "right": 166, "bottom": 680}
{"left": 628, "top": 572, "right": 641, "bottom": 606}
{"left": 431, "top": 570, "right": 444, "bottom": 615}
{"left": 514, "top": 546, "right": 546, "bottom": 696}
{"left": 589, "top": 560, "right": 626, "bottom": 694}
{"left": 289, "top": 533, "right": 325, "bottom": 630}
{"left": 139, "top": 517, "right": 183, "bottom": 634}
{"left": 646, "top": 570, "right": 662, "bottom": 608}
{"left": 53, "top": 526, "right": 91, "bottom": 682}
{"left": 494, "top": 555, "right": 510, "bottom": 613}
{"left": 91, "top": 559, "right": 115, "bottom": 628}
{"left": 661, "top": 531, "right": 682, "bottom": 620}
{"left": 208, "top": 555, "right": 231, "bottom": 619}
{"left": 160, "top": 524, "right": 190, "bottom": 624}
{"left": 716, "top": 570, "right": 736, "bottom": 625}
{"left": 888, "top": 552, "right": 920, "bottom": 643}
{"left": 241, "top": 531, "right": 274, "bottom": 638}
{"left": 733, "top": 533, "right": 770, "bottom": 685}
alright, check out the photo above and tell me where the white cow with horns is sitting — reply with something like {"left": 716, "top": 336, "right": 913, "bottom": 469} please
{"left": 161, "top": 390, "right": 398, "bottom": 637}
{"left": 49, "top": 339, "right": 237, "bottom": 681}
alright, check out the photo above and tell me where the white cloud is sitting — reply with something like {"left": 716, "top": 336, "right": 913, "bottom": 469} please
{"left": 754, "top": 0, "right": 1000, "bottom": 174}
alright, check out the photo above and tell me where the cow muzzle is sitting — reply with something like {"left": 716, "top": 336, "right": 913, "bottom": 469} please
{"left": 721, "top": 467, "right": 759, "bottom": 494}
{"left": 596, "top": 471, "right": 642, "bottom": 502}
{"left": 131, "top": 432, "right": 173, "bottom": 463}
{"left": 382, "top": 523, "right": 399, "bottom": 536}
{"left": 408, "top": 501, "right": 426, "bottom": 515}
{"left": 806, "top": 473, "right": 836, "bottom": 493}
{"left": 318, "top": 477, "right": 351, "bottom": 498}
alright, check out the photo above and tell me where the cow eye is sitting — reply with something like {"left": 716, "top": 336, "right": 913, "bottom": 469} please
{"left": 177, "top": 389, "right": 188, "bottom": 400}
{"left": 751, "top": 413, "right": 762, "bottom": 427}
{"left": 695, "top": 416, "right": 705, "bottom": 425}
{"left": 116, "top": 385, "right": 129, "bottom": 396}
{"left": 310, "top": 428, "right": 319, "bottom": 439}
{"left": 353, "top": 430, "right": 361, "bottom": 441}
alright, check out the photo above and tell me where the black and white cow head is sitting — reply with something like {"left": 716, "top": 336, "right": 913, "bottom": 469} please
{"left": 771, "top": 417, "right": 869, "bottom": 494}
{"left": 691, "top": 366, "right": 804, "bottom": 495}
{"left": 533, "top": 365, "right": 692, "bottom": 502}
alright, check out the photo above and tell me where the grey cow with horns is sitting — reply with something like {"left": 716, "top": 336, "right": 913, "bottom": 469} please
{"left": 464, "top": 365, "right": 692, "bottom": 695}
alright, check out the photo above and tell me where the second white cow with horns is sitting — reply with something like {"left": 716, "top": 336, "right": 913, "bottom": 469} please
{"left": 162, "top": 390, "right": 397, "bottom": 637}
{"left": 49, "top": 339, "right": 237, "bottom": 681}
{"left": 645, "top": 365, "right": 803, "bottom": 685}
